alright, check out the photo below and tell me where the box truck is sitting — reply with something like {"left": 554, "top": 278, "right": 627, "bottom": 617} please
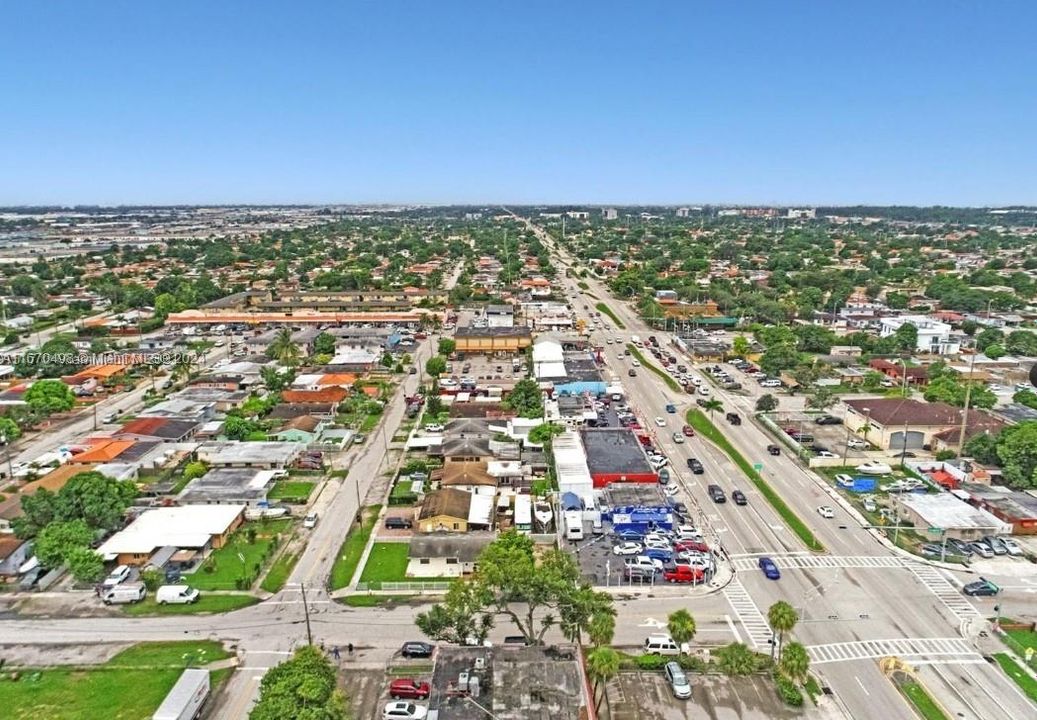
{"left": 153, "top": 668, "right": 210, "bottom": 720}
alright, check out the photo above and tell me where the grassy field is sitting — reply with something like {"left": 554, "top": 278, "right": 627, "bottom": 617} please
{"left": 124, "top": 593, "right": 259, "bottom": 616}
{"left": 626, "top": 344, "right": 682, "bottom": 392}
{"left": 993, "top": 653, "right": 1037, "bottom": 702}
{"left": 595, "top": 302, "right": 626, "bottom": 329}
{"left": 0, "top": 641, "right": 231, "bottom": 720}
{"left": 329, "top": 505, "right": 381, "bottom": 589}
{"left": 260, "top": 551, "right": 300, "bottom": 593}
{"left": 897, "top": 678, "right": 950, "bottom": 720}
{"left": 359, "top": 543, "right": 410, "bottom": 585}
{"left": 189, "top": 519, "right": 292, "bottom": 591}
{"left": 266, "top": 480, "right": 316, "bottom": 501}
{"left": 687, "top": 409, "right": 823, "bottom": 551}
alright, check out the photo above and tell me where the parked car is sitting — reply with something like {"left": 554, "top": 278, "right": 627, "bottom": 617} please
{"left": 383, "top": 701, "right": 428, "bottom": 719}
{"left": 102, "top": 564, "right": 131, "bottom": 589}
{"left": 847, "top": 438, "right": 870, "bottom": 450}
{"left": 303, "top": 512, "right": 318, "bottom": 529}
{"left": 613, "top": 542, "right": 644, "bottom": 556}
{"left": 814, "top": 415, "right": 842, "bottom": 425}
{"left": 156, "top": 585, "right": 199, "bottom": 605}
{"left": 732, "top": 489, "right": 747, "bottom": 505}
{"left": 962, "top": 578, "right": 1000, "bottom": 597}
{"left": 968, "top": 541, "right": 994, "bottom": 558}
{"left": 623, "top": 566, "right": 656, "bottom": 583}
{"left": 759, "top": 556, "right": 781, "bottom": 580}
{"left": 385, "top": 517, "right": 413, "bottom": 530}
{"left": 665, "top": 660, "right": 693, "bottom": 698}
{"left": 984, "top": 536, "right": 1009, "bottom": 555}
{"left": 1001, "top": 537, "right": 1024, "bottom": 556}
{"left": 400, "top": 642, "right": 434, "bottom": 659}
{"left": 625, "top": 555, "right": 664, "bottom": 572}
{"left": 101, "top": 582, "right": 146, "bottom": 605}
{"left": 389, "top": 679, "right": 431, "bottom": 700}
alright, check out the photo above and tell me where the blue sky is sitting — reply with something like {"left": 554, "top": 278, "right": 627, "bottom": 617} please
{"left": 3, "top": 1, "right": 1035, "bottom": 206}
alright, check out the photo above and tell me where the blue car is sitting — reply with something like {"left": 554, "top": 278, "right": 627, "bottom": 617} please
{"left": 644, "top": 547, "right": 674, "bottom": 563}
{"left": 614, "top": 529, "right": 645, "bottom": 542}
{"left": 758, "top": 556, "right": 781, "bottom": 580}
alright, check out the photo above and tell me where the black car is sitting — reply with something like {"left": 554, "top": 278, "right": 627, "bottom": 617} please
{"left": 687, "top": 458, "right": 704, "bottom": 474}
{"left": 385, "top": 517, "right": 413, "bottom": 530}
{"left": 814, "top": 415, "right": 842, "bottom": 425}
{"left": 670, "top": 501, "right": 689, "bottom": 517}
{"left": 732, "top": 489, "right": 747, "bottom": 505}
{"left": 707, "top": 484, "right": 726, "bottom": 503}
{"left": 962, "top": 578, "right": 1000, "bottom": 597}
{"left": 809, "top": 444, "right": 831, "bottom": 454}
{"left": 401, "top": 641, "right": 434, "bottom": 658}
{"left": 696, "top": 398, "right": 711, "bottom": 408}
{"left": 767, "top": 445, "right": 781, "bottom": 456}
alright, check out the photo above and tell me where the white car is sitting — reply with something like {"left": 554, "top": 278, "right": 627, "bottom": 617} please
{"left": 663, "top": 484, "right": 681, "bottom": 498}
{"left": 697, "top": 386, "right": 710, "bottom": 395}
{"left": 1001, "top": 537, "right": 1024, "bottom": 556}
{"left": 760, "top": 380, "right": 781, "bottom": 388}
{"left": 654, "top": 417, "right": 667, "bottom": 427}
{"left": 626, "top": 555, "right": 664, "bottom": 572}
{"left": 605, "top": 338, "right": 613, "bottom": 344}
{"left": 303, "top": 512, "right": 318, "bottom": 529}
{"left": 834, "top": 474, "right": 854, "bottom": 486}
{"left": 672, "top": 432, "right": 685, "bottom": 444}
{"left": 846, "top": 439, "right": 870, "bottom": 450}
{"left": 816, "top": 505, "right": 835, "bottom": 519}
{"left": 423, "top": 424, "right": 444, "bottom": 433}
{"left": 102, "top": 564, "right": 131, "bottom": 588}
{"left": 631, "top": 359, "right": 641, "bottom": 367}
{"left": 815, "top": 451, "right": 839, "bottom": 459}
{"left": 612, "top": 542, "right": 644, "bottom": 556}
{"left": 691, "top": 377, "right": 702, "bottom": 386}
{"left": 383, "top": 702, "right": 428, "bottom": 719}
{"left": 645, "top": 534, "right": 674, "bottom": 548}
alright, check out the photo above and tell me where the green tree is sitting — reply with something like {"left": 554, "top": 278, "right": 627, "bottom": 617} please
{"left": 806, "top": 386, "right": 836, "bottom": 412}
{"left": 996, "top": 421, "right": 1037, "bottom": 489}
{"left": 1013, "top": 390, "right": 1037, "bottom": 410}
{"left": 0, "top": 416, "right": 22, "bottom": 441}
{"left": 504, "top": 378, "right": 544, "bottom": 418}
{"left": 415, "top": 579, "right": 495, "bottom": 646}
{"left": 172, "top": 353, "right": 198, "bottom": 384}
{"left": 267, "top": 328, "right": 302, "bottom": 366}
{"left": 984, "top": 343, "right": 1006, "bottom": 360}
{"left": 586, "top": 609, "right": 616, "bottom": 647}
{"left": 756, "top": 394, "right": 778, "bottom": 412}
{"left": 183, "top": 461, "right": 209, "bottom": 481}
{"left": 15, "top": 471, "right": 137, "bottom": 538}
{"left": 260, "top": 366, "right": 295, "bottom": 392}
{"left": 760, "top": 344, "right": 800, "bottom": 377}
{"left": 34, "top": 519, "right": 94, "bottom": 567}
{"left": 425, "top": 355, "right": 447, "bottom": 377}
{"left": 140, "top": 567, "right": 163, "bottom": 591}
{"left": 923, "top": 375, "right": 996, "bottom": 409}
{"left": 702, "top": 398, "right": 723, "bottom": 421}
{"left": 793, "top": 324, "right": 835, "bottom": 354}
{"left": 437, "top": 338, "right": 456, "bottom": 356}
{"left": 224, "top": 415, "right": 261, "bottom": 441}
{"left": 528, "top": 422, "right": 564, "bottom": 446}
{"left": 66, "top": 546, "right": 105, "bottom": 583}
{"left": 715, "top": 642, "right": 757, "bottom": 676}
{"left": 585, "top": 646, "right": 620, "bottom": 712}
{"left": 667, "top": 609, "right": 697, "bottom": 646}
{"left": 892, "top": 322, "right": 919, "bottom": 352}
{"left": 767, "top": 601, "right": 799, "bottom": 658}
{"left": 380, "top": 352, "right": 395, "bottom": 369}
{"left": 975, "top": 328, "right": 1004, "bottom": 353}
{"left": 1005, "top": 330, "right": 1037, "bottom": 356}
{"left": 964, "top": 431, "right": 1000, "bottom": 464}
{"left": 249, "top": 645, "right": 349, "bottom": 720}
{"left": 779, "top": 641, "right": 811, "bottom": 685}
{"left": 313, "top": 331, "right": 336, "bottom": 356}
{"left": 731, "top": 335, "right": 751, "bottom": 358}
{"left": 861, "top": 370, "right": 886, "bottom": 391}
{"left": 25, "top": 379, "right": 75, "bottom": 414}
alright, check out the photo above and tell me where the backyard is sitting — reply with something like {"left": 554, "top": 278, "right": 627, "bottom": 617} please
{"left": 188, "top": 518, "right": 293, "bottom": 591}
{"left": 0, "top": 641, "right": 232, "bottom": 720}
{"left": 266, "top": 480, "right": 316, "bottom": 502}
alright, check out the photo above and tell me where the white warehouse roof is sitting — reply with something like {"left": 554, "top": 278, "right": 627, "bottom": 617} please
{"left": 97, "top": 504, "right": 245, "bottom": 559}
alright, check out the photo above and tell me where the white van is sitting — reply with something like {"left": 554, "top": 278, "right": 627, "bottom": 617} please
{"left": 156, "top": 585, "right": 200, "bottom": 605}
{"left": 102, "top": 582, "right": 147, "bottom": 605}
{"left": 102, "top": 564, "right": 131, "bottom": 588}
{"left": 643, "top": 634, "right": 690, "bottom": 656}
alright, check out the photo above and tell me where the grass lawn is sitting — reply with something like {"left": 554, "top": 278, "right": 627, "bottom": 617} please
{"left": 266, "top": 480, "right": 316, "bottom": 501}
{"left": 124, "top": 593, "right": 259, "bottom": 616}
{"left": 360, "top": 413, "right": 382, "bottom": 433}
{"left": 189, "top": 519, "right": 292, "bottom": 591}
{"left": 0, "top": 641, "right": 231, "bottom": 720}
{"left": 340, "top": 594, "right": 419, "bottom": 607}
{"left": 595, "top": 302, "right": 626, "bottom": 329}
{"left": 359, "top": 543, "right": 410, "bottom": 585}
{"left": 993, "top": 653, "right": 1037, "bottom": 702}
{"left": 260, "top": 550, "right": 300, "bottom": 593}
{"left": 329, "top": 505, "right": 381, "bottom": 590}
{"left": 897, "top": 678, "right": 950, "bottom": 720}
{"left": 803, "top": 675, "right": 822, "bottom": 705}
{"left": 626, "top": 344, "right": 681, "bottom": 392}
{"left": 688, "top": 409, "right": 823, "bottom": 551}
{"left": 1004, "top": 624, "right": 1037, "bottom": 653}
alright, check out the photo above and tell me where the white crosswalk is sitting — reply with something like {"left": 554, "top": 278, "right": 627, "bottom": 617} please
{"left": 730, "top": 555, "right": 907, "bottom": 572}
{"left": 722, "top": 577, "right": 773, "bottom": 648}
{"left": 905, "top": 563, "right": 983, "bottom": 621}
{"left": 807, "top": 637, "right": 983, "bottom": 665}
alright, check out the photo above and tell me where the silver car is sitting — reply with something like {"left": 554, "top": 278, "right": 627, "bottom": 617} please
{"left": 664, "top": 661, "right": 692, "bottom": 699}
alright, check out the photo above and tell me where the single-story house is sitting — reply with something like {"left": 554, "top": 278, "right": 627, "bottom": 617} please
{"left": 435, "top": 461, "right": 497, "bottom": 495}
{"left": 406, "top": 532, "right": 494, "bottom": 578}
{"left": 270, "top": 415, "right": 326, "bottom": 444}
{"left": 959, "top": 483, "right": 1037, "bottom": 535}
{"left": 195, "top": 441, "right": 304, "bottom": 469}
{"left": 0, "top": 536, "right": 32, "bottom": 579}
{"left": 178, "top": 468, "right": 279, "bottom": 506}
{"left": 894, "top": 492, "right": 1012, "bottom": 541}
{"left": 438, "top": 436, "right": 493, "bottom": 464}
{"left": 268, "top": 402, "right": 337, "bottom": 421}
{"left": 417, "top": 488, "right": 472, "bottom": 533}
{"left": 116, "top": 417, "right": 200, "bottom": 443}
{"left": 96, "top": 504, "right": 245, "bottom": 566}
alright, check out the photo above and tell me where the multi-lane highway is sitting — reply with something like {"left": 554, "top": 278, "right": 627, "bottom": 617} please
{"left": 528, "top": 215, "right": 1035, "bottom": 720}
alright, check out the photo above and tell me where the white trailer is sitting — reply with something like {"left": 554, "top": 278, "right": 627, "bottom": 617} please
{"left": 153, "top": 668, "right": 210, "bottom": 720}
{"left": 564, "top": 510, "right": 584, "bottom": 541}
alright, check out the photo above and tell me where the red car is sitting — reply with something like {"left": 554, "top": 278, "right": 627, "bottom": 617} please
{"left": 389, "top": 679, "right": 431, "bottom": 700}
{"left": 681, "top": 425, "right": 695, "bottom": 437}
{"left": 664, "top": 565, "right": 705, "bottom": 584}
{"left": 673, "top": 540, "right": 710, "bottom": 553}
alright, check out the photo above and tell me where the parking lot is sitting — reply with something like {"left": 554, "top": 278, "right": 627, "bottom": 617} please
{"left": 766, "top": 410, "right": 873, "bottom": 460}
{"left": 448, "top": 352, "right": 525, "bottom": 384}
{"left": 607, "top": 671, "right": 802, "bottom": 720}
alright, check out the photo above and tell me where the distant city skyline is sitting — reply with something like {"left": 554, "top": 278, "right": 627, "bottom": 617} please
{"left": 3, "top": 1, "right": 1036, "bottom": 206}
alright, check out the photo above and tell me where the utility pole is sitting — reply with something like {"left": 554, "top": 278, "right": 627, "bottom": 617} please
{"left": 956, "top": 332, "right": 981, "bottom": 455}
{"left": 1, "top": 433, "right": 12, "bottom": 481}
{"left": 300, "top": 582, "right": 314, "bottom": 646}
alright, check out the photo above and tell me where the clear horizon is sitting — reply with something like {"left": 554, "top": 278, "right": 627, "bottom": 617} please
{"left": 4, "top": 1, "right": 1036, "bottom": 206}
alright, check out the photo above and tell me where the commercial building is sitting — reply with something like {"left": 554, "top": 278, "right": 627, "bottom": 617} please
{"left": 844, "top": 398, "right": 1003, "bottom": 451}
{"left": 579, "top": 428, "right": 657, "bottom": 487}
{"left": 454, "top": 326, "right": 533, "bottom": 354}
{"left": 96, "top": 504, "right": 245, "bottom": 566}
{"left": 552, "top": 430, "right": 594, "bottom": 508}
{"left": 894, "top": 493, "right": 1011, "bottom": 541}
{"left": 959, "top": 484, "right": 1037, "bottom": 535}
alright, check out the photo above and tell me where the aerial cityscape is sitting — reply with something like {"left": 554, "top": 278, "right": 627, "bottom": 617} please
{"left": 2, "top": 4, "right": 1036, "bottom": 720}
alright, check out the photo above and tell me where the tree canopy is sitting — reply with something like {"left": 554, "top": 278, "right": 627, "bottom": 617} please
{"left": 25, "top": 379, "right": 76, "bottom": 414}
{"left": 14, "top": 471, "right": 137, "bottom": 538}
{"left": 250, "top": 645, "right": 349, "bottom": 720}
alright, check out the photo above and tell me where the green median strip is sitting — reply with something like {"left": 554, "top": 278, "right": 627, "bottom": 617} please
{"left": 993, "top": 653, "right": 1037, "bottom": 702}
{"left": 896, "top": 678, "right": 950, "bottom": 720}
{"left": 626, "top": 344, "right": 682, "bottom": 392}
{"left": 687, "top": 409, "right": 824, "bottom": 551}
{"left": 595, "top": 302, "right": 626, "bottom": 329}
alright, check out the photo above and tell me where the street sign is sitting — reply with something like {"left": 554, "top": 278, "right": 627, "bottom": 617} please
{"left": 753, "top": 463, "right": 763, "bottom": 472}
{"left": 928, "top": 527, "right": 942, "bottom": 534}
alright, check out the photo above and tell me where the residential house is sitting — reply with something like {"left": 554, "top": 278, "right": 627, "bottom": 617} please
{"left": 879, "top": 315, "right": 961, "bottom": 355}
{"left": 417, "top": 488, "right": 472, "bottom": 533}
{"left": 435, "top": 461, "right": 497, "bottom": 495}
{"left": 116, "top": 417, "right": 200, "bottom": 443}
{"left": 406, "top": 532, "right": 494, "bottom": 578}
{"left": 270, "top": 415, "right": 326, "bottom": 444}
{"left": 195, "top": 441, "right": 304, "bottom": 469}
{"left": 0, "top": 536, "right": 32, "bottom": 579}
{"left": 178, "top": 469, "right": 279, "bottom": 506}
{"left": 96, "top": 504, "right": 245, "bottom": 567}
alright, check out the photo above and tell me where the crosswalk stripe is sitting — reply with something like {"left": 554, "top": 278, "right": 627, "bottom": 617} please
{"left": 905, "top": 563, "right": 983, "bottom": 621}
{"left": 806, "top": 637, "right": 980, "bottom": 665}
{"left": 732, "top": 555, "right": 907, "bottom": 572}
{"left": 722, "top": 578, "right": 773, "bottom": 648}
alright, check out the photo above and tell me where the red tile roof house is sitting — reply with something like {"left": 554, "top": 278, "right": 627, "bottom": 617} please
{"left": 868, "top": 359, "right": 930, "bottom": 386}
{"left": 844, "top": 398, "right": 963, "bottom": 451}
{"left": 117, "top": 417, "right": 200, "bottom": 443}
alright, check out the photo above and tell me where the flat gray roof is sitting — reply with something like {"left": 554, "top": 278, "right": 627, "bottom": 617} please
{"left": 580, "top": 428, "right": 653, "bottom": 475}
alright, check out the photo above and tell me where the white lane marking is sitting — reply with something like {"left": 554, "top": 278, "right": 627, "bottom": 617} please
{"left": 724, "top": 614, "right": 743, "bottom": 644}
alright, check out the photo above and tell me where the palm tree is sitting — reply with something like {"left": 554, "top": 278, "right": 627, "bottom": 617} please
{"left": 268, "top": 328, "right": 301, "bottom": 366}
{"left": 767, "top": 601, "right": 799, "bottom": 659}
{"left": 779, "top": 641, "right": 810, "bottom": 684}
{"left": 587, "top": 611, "right": 615, "bottom": 647}
{"left": 702, "top": 398, "right": 723, "bottom": 421}
{"left": 585, "top": 646, "right": 620, "bottom": 713}
{"left": 667, "top": 609, "right": 697, "bottom": 648}
{"left": 172, "top": 354, "right": 197, "bottom": 385}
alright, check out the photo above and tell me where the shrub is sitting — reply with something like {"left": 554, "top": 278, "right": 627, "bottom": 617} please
{"left": 634, "top": 653, "right": 670, "bottom": 671}
{"left": 774, "top": 673, "right": 804, "bottom": 707}
{"left": 677, "top": 654, "right": 708, "bottom": 673}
